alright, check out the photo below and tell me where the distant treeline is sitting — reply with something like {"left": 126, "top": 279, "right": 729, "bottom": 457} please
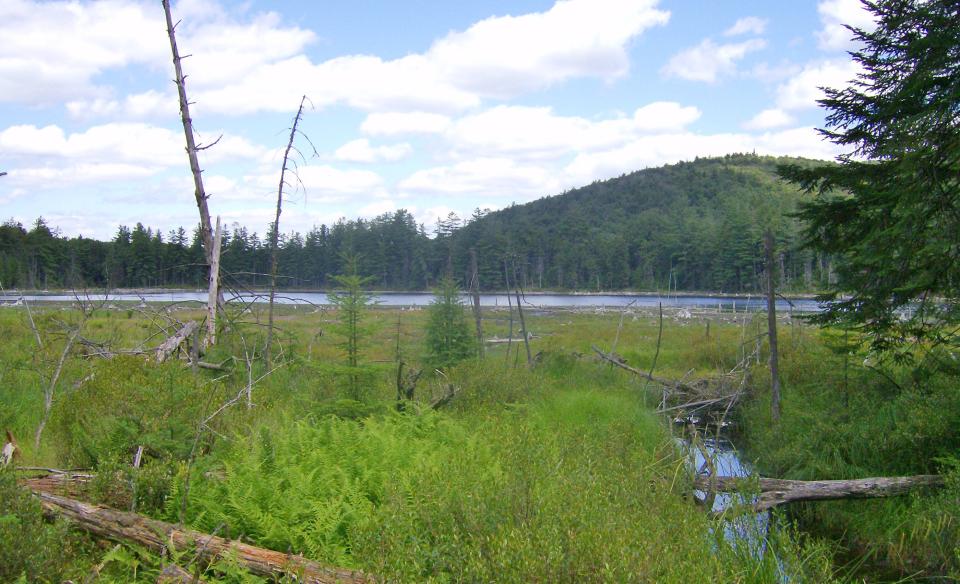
{"left": 1, "top": 154, "right": 836, "bottom": 293}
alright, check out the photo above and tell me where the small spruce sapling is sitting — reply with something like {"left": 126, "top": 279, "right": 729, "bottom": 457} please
{"left": 424, "top": 276, "right": 476, "bottom": 372}
{"left": 328, "top": 255, "right": 378, "bottom": 400}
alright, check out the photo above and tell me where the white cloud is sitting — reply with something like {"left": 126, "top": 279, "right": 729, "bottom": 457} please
{"left": 632, "top": 101, "right": 702, "bottom": 131}
{"left": 427, "top": 0, "right": 670, "bottom": 97}
{"left": 334, "top": 139, "right": 412, "bottom": 163}
{"left": 774, "top": 59, "right": 859, "bottom": 110}
{"left": 66, "top": 90, "right": 179, "bottom": 121}
{"left": 724, "top": 17, "right": 767, "bottom": 37}
{"left": 0, "top": 0, "right": 168, "bottom": 104}
{"left": 663, "top": 38, "right": 766, "bottom": 82}
{"left": 0, "top": 123, "right": 265, "bottom": 178}
{"left": 817, "top": 0, "right": 876, "bottom": 51}
{"left": 399, "top": 158, "right": 563, "bottom": 199}
{"left": 743, "top": 108, "right": 795, "bottom": 130}
{"left": 446, "top": 102, "right": 700, "bottom": 160}
{"left": 6, "top": 163, "right": 161, "bottom": 187}
{"left": 358, "top": 200, "right": 399, "bottom": 217}
{"left": 565, "top": 128, "right": 838, "bottom": 184}
{"left": 246, "top": 164, "right": 387, "bottom": 200}
{"left": 184, "top": 0, "right": 671, "bottom": 115}
{"left": 0, "top": 0, "right": 316, "bottom": 112}
{"left": 361, "top": 112, "right": 453, "bottom": 136}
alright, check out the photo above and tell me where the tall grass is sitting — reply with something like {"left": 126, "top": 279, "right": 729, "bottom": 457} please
{"left": 0, "top": 305, "right": 844, "bottom": 582}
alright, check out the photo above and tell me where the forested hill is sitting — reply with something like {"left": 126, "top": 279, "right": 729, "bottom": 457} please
{"left": 444, "top": 153, "right": 831, "bottom": 293}
{"left": 0, "top": 153, "right": 833, "bottom": 293}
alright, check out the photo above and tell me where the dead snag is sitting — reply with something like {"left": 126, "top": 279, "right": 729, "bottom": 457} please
{"left": 35, "top": 491, "right": 374, "bottom": 583}
{"left": 267, "top": 95, "right": 310, "bottom": 366}
{"left": 764, "top": 229, "right": 781, "bottom": 422}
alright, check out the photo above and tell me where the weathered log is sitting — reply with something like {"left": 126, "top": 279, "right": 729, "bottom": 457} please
{"left": 35, "top": 491, "right": 373, "bottom": 583}
{"left": 694, "top": 474, "right": 945, "bottom": 512}
{"left": 156, "top": 321, "right": 200, "bottom": 363}
{"left": 21, "top": 471, "right": 93, "bottom": 498}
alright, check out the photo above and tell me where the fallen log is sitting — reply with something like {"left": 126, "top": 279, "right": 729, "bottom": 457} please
{"left": 156, "top": 321, "right": 200, "bottom": 363}
{"left": 34, "top": 491, "right": 373, "bottom": 583}
{"left": 694, "top": 474, "right": 944, "bottom": 512}
{"left": 591, "top": 345, "right": 697, "bottom": 392}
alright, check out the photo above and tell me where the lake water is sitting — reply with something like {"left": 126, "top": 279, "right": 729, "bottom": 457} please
{"left": 7, "top": 290, "right": 822, "bottom": 312}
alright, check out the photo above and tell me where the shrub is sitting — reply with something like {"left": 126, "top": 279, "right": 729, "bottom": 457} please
{"left": 0, "top": 468, "right": 81, "bottom": 582}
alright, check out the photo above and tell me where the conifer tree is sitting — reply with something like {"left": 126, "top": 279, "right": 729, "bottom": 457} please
{"left": 424, "top": 275, "right": 476, "bottom": 372}
{"left": 780, "top": 0, "right": 960, "bottom": 359}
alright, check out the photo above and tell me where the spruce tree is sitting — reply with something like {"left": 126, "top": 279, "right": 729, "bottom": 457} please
{"left": 780, "top": 0, "right": 960, "bottom": 359}
{"left": 424, "top": 275, "right": 476, "bottom": 372}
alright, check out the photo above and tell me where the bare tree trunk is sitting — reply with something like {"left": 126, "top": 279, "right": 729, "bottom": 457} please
{"left": 469, "top": 248, "right": 483, "bottom": 357}
{"left": 163, "top": 0, "right": 213, "bottom": 261}
{"left": 513, "top": 262, "right": 532, "bottom": 367}
{"left": 35, "top": 328, "right": 79, "bottom": 451}
{"left": 504, "top": 259, "right": 514, "bottom": 363}
{"left": 163, "top": 0, "right": 224, "bottom": 329}
{"left": 266, "top": 96, "right": 307, "bottom": 366}
{"left": 764, "top": 230, "right": 781, "bottom": 423}
{"left": 205, "top": 219, "right": 222, "bottom": 348}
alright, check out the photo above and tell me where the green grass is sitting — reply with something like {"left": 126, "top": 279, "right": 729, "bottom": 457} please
{"left": 0, "top": 303, "right": 868, "bottom": 582}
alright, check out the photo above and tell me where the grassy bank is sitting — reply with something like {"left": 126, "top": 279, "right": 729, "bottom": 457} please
{"left": 0, "top": 303, "right": 848, "bottom": 581}
{"left": 738, "top": 325, "right": 960, "bottom": 580}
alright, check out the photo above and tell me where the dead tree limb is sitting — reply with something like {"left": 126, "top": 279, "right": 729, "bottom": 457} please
{"left": 35, "top": 327, "right": 80, "bottom": 451}
{"left": 156, "top": 321, "right": 200, "bottom": 363}
{"left": 694, "top": 474, "right": 944, "bottom": 512}
{"left": 266, "top": 95, "right": 308, "bottom": 366}
{"left": 33, "top": 491, "right": 373, "bottom": 583}
{"left": 591, "top": 345, "right": 697, "bottom": 393}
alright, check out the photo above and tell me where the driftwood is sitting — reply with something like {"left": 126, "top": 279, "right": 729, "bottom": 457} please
{"left": 33, "top": 490, "right": 373, "bottom": 583}
{"left": 156, "top": 321, "right": 200, "bottom": 363}
{"left": 694, "top": 474, "right": 945, "bottom": 512}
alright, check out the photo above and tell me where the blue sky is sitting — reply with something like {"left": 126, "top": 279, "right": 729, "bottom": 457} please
{"left": 0, "top": 0, "right": 873, "bottom": 240}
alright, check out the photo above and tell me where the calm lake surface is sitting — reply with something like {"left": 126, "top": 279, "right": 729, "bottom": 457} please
{"left": 8, "top": 291, "right": 822, "bottom": 312}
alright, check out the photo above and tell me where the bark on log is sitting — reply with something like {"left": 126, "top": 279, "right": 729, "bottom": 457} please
{"left": 34, "top": 491, "right": 373, "bottom": 583}
{"left": 694, "top": 474, "right": 944, "bottom": 512}
{"left": 156, "top": 321, "right": 200, "bottom": 364}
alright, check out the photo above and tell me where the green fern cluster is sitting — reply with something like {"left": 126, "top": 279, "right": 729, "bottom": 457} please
{"left": 169, "top": 411, "right": 469, "bottom": 568}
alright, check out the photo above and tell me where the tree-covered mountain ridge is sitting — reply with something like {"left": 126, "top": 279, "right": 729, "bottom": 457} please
{"left": 1, "top": 153, "right": 832, "bottom": 293}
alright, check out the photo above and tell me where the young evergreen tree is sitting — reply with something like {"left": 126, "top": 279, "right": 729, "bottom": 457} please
{"left": 780, "top": 0, "right": 960, "bottom": 359}
{"left": 424, "top": 275, "right": 476, "bottom": 372}
{"left": 328, "top": 255, "right": 377, "bottom": 400}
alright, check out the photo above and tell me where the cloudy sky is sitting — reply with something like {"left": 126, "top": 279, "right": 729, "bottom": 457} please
{"left": 0, "top": 0, "right": 873, "bottom": 240}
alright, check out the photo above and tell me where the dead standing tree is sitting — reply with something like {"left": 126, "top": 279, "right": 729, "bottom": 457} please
{"left": 162, "top": 0, "right": 222, "bottom": 347}
{"left": 266, "top": 95, "right": 311, "bottom": 366}
{"left": 764, "top": 230, "right": 781, "bottom": 422}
